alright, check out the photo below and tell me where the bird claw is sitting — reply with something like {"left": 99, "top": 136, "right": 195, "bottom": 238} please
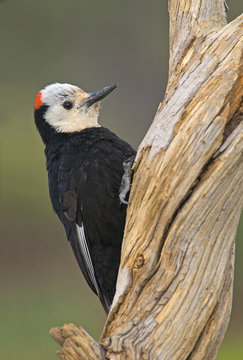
{"left": 119, "top": 156, "right": 136, "bottom": 205}
{"left": 120, "top": 198, "right": 129, "bottom": 205}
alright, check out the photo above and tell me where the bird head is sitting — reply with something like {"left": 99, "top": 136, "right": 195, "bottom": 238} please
{"left": 34, "top": 83, "right": 117, "bottom": 135}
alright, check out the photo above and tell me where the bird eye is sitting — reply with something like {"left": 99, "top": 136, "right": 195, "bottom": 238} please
{"left": 63, "top": 101, "right": 73, "bottom": 110}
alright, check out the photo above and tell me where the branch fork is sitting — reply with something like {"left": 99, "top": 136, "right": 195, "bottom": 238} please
{"left": 51, "top": 2, "right": 243, "bottom": 359}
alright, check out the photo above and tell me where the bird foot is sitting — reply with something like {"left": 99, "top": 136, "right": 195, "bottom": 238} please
{"left": 119, "top": 156, "right": 136, "bottom": 204}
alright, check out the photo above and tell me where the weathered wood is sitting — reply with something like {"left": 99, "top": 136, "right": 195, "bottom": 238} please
{"left": 168, "top": 0, "right": 227, "bottom": 74}
{"left": 50, "top": 324, "right": 106, "bottom": 360}
{"left": 51, "top": 1, "right": 243, "bottom": 359}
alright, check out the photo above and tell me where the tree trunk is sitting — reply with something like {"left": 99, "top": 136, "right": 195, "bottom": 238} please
{"left": 50, "top": 1, "right": 243, "bottom": 359}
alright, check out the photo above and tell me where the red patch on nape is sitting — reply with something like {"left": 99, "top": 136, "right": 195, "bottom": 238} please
{"left": 34, "top": 92, "right": 43, "bottom": 110}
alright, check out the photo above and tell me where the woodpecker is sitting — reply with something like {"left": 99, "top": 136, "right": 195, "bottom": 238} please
{"left": 34, "top": 83, "right": 136, "bottom": 313}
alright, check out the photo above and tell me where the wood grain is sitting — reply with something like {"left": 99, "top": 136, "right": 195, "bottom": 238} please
{"left": 51, "top": 1, "right": 243, "bottom": 359}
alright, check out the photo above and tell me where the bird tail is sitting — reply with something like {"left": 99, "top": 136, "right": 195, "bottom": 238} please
{"left": 69, "top": 226, "right": 112, "bottom": 314}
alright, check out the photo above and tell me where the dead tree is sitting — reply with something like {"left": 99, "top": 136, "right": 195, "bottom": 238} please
{"left": 50, "top": 1, "right": 243, "bottom": 359}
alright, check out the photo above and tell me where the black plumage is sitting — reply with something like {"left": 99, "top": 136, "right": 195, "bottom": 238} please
{"left": 34, "top": 104, "right": 136, "bottom": 313}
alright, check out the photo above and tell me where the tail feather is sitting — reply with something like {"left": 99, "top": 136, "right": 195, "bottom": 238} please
{"left": 69, "top": 226, "right": 112, "bottom": 314}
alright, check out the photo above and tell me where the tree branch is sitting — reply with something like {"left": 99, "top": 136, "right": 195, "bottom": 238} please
{"left": 168, "top": 0, "right": 227, "bottom": 73}
{"left": 50, "top": 324, "right": 106, "bottom": 360}
{"left": 51, "top": 1, "right": 243, "bottom": 359}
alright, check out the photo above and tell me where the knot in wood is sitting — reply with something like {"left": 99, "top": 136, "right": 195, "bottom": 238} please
{"left": 102, "top": 337, "right": 111, "bottom": 347}
{"left": 134, "top": 254, "right": 145, "bottom": 269}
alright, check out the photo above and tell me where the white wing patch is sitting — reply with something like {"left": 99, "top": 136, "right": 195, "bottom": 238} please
{"left": 76, "top": 224, "right": 100, "bottom": 296}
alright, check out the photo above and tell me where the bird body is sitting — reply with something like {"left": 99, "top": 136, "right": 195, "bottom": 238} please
{"left": 34, "top": 83, "right": 135, "bottom": 313}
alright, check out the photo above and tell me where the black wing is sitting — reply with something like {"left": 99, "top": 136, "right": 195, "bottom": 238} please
{"left": 57, "top": 128, "right": 136, "bottom": 313}
{"left": 57, "top": 155, "right": 106, "bottom": 308}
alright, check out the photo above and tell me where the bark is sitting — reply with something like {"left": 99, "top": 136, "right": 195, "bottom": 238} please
{"left": 50, "top": 324, "right": 106, "bottom": 360}
{"left": 50, "top": 1, "right": 243, "bottom": 359}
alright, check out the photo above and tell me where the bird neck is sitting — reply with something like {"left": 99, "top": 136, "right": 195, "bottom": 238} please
{"left": 34, "top": 105, "right": 66, "bottom": 145}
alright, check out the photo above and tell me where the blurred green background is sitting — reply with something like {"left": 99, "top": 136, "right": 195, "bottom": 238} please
{"left": 0, "top": 1, "right": 242, "bottom": 359}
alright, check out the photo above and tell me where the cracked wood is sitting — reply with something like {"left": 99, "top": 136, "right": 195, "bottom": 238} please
{"left": 50, "top": 1, "right": 243, "bottom": 359}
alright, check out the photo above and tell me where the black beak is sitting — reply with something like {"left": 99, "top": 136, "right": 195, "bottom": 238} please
{"left": 86, "top": 84, "right": 117, "bottom": 108}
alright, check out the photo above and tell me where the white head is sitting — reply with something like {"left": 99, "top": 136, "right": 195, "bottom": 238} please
{"left": 34, "top": 83, "right": 116, "bottom": 133}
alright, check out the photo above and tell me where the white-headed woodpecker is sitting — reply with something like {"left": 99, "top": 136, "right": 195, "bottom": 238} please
{"left": 34, "top": 83, "right": 136, "bottom": 313}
